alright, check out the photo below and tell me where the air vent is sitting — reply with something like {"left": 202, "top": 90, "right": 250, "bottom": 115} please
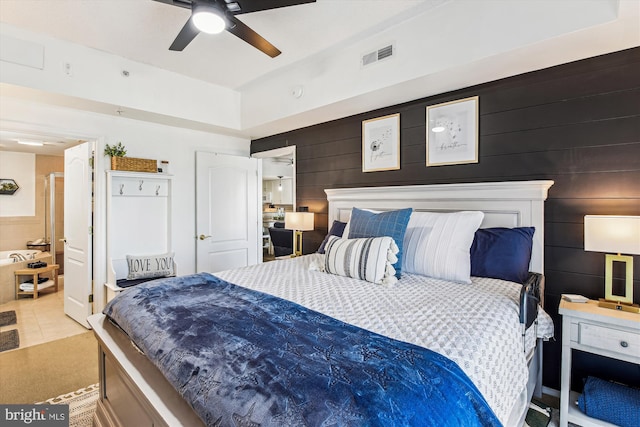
{"left": 361, "top": 44, "right": 395, "bottom": 67}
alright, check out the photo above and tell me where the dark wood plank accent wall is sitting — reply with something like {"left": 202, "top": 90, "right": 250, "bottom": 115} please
{"left": 252, "top": 47, "right": 640, "bottom": 391}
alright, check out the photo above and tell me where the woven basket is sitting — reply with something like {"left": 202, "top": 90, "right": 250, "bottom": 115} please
{"left": 111, "top": 157, "right": 157, "bottom": 173}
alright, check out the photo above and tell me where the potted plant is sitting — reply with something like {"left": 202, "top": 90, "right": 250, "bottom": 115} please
{"left": 104, "top": 142, "right": 128, "bottom": 171}
{"left": 104, "top": 142, "right": 157, "bottom": 173}
{"left": 104, "top": 142, "right": 127, "bottom": 158}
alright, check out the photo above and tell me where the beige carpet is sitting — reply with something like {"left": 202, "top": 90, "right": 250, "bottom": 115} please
{"left": 0, "top": 331, "right": 98, "bottom": 404}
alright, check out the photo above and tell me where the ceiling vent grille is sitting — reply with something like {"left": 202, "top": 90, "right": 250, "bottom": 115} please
{"left": 361, "top": 44, "right": 395, "bottom": 67}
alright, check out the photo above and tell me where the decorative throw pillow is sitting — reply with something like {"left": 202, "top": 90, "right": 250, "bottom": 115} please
{"left": 323, "top": 236, "right": 399, "bottom": 285}
{"left": 127, "top": 252, "right": 174, "bottom": 280}
{"left": 470, "top": 227, "right": 534, "bottom": 284}
{"left": 347, "top": 207, "right": 413, "bottom": 278}
{"left": 402, "top": 211, "right": 484, "bottom": 284}
{"left": 341, "top": 208, "right": 380, "bottom": 238}
{"left": 317, "top": 220, "right": 348, "bottom": 254}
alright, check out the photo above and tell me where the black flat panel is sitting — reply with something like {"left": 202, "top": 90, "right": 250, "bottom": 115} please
{"left": 545, "top": 222, "right": 584, "bottom": 248}
{"left": 545, "top": 246, "right": 640, "bottom": 282}
{"left": 481, "top": 116, "right": 640, "bottom": 156}
{"left": 296, "top": 185, "right": 331, "bottom": 201}
{"left": 297, "top": 152, "right": 361, "bottom": 174}
{"left": 547, "top": 171, "right": 640, "bottom": 198}
{"left": 296, "top": 138, "right": 360, "bottom": 161}
{"left": 481, "top": 89, "right": 640, "bottom": 136}
{"left": 545, "top": 198, "right": 640, "bottom": 223}
{"left": 480, "top": 60, "right": 640, "bottom": 114}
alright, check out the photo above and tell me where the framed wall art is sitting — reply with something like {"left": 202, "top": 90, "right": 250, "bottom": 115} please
{"left": 362, "top": 113, "right": 400, "bottom": 172}
{"left": 426, "top": 96, "right": 478, "bottom": 166}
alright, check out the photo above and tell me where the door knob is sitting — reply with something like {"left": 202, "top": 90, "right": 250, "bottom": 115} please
{"left": 199, "top": 234, "right": 212, "bottom": 241}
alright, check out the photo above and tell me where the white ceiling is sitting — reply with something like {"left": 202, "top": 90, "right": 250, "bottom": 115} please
{"left": 0, "top": 0, "right": 638, "bottom": 155}
{"left": 0, "top": 0, "right": 428, "bottom": 90}
{"left": 0, "top": 128, "right": 88, "bottom": 156}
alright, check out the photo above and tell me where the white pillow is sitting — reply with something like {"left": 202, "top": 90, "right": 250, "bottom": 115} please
{"left": 126, "top": 252, "right": 174, "bottom": 280}
{"left": 402, "top": 211, "right": 484, "bottom": 284}
{"left": 322, "top": 236, "right": 399, "bottom": 286}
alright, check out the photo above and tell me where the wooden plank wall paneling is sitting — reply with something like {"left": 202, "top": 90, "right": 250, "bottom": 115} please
{"left": 252, "top": 47, "right": 640, "bottom": 391}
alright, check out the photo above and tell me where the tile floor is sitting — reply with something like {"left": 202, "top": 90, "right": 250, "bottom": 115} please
{"left": 0, "top": 276, "right": 87, "bottom": 352}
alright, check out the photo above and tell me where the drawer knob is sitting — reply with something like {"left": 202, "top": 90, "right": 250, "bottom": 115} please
{"left": 620, "top": 341, "right": 628, "bottom": 348}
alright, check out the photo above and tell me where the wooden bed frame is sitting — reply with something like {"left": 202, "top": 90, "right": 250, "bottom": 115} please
{"left": 88, "top": 180, "right": 554, "bottom": 427}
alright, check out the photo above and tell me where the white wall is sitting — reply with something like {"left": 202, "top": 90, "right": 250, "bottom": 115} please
{"left": 1, "top": 96, "right": 250, "bottom": 310}
{"left": 0, "top": 23, "right": 241, "bottom": 132}
{"left": 0, "top": 151, "right": 34, "bottom": 216}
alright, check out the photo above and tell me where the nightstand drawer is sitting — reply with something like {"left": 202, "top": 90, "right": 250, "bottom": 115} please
{"left": 578, "top": 322, "right": 640, "bottom": 359}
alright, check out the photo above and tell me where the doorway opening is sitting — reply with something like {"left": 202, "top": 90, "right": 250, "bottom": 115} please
{"left": 252, "top": 146, "right": 296, "bottom": 262}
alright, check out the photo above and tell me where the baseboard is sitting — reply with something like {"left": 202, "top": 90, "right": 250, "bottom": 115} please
{"left": 541, "top": 386, "right": 560, "bottom": 398}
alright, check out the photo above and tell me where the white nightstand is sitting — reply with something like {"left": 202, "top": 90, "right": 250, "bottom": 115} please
{"left": 559, "top": 299, "right": 640, "bottom": 427}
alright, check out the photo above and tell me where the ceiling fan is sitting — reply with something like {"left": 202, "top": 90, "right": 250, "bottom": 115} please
{"left": 153, "top": 0, "right": 316, "bottom": 57}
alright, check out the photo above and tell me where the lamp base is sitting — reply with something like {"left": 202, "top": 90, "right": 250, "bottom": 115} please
{"left": 598, "top": 298, "right": 640, "bottom": 313}
{"left": 291, "top": 230, "right": 303, "bottom": 257}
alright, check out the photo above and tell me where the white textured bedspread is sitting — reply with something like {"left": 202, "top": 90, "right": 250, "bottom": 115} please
{"left": 216, "top": 254, "right": 554, "bottom": 424}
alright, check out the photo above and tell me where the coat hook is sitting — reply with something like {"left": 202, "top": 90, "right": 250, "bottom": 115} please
{"left": 139, "top": 180, "right": 144, "bottom": 191}
{"left": 120, "top": 184, "right": 124, "bottom": 195}
{"left": 156, "top": 185, "right": 160, "bottom": 196}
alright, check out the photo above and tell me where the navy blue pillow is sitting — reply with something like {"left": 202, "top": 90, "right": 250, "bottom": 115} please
{"left": 317, "top": 220, "right": 347, "bottom": 254}
{"left": 348, "top": 207, "right": 413, "bottom": 278}
{"left": 470, "top": 227, "right": 534, "bottom": 284}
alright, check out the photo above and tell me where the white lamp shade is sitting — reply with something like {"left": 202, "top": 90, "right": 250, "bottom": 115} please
{"left": 285, "top": 212, "right": 314, "bottom": 231}
{"left": 584, "top": 215, "right": 640, "bottom": 255}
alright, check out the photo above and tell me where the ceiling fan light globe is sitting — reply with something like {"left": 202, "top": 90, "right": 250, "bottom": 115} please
{"left": 193, "top": 11, "right": 226, "bottom": 34}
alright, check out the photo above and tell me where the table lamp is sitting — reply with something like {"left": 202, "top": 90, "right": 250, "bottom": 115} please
{"left": 285, "top": 212, "right": 314, "bottom": 257}
{"left": 584, "top": 215, "right": 640, "bottom": 312}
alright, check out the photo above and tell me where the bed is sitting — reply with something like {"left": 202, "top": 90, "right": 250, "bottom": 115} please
{"left": 88, "top": 180, "right": 555, "bottom": 427}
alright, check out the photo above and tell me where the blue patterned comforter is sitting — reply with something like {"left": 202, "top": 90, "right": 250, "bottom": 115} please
{"left": 103, "top": 273, "right": 501, "bottom": 426}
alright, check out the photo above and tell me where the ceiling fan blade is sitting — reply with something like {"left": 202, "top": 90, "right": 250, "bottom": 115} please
{"left": 169, "top": 17, "right": 200, "bottom": 51}
{"left": 226, "top": 15, "right": 281, "bottom": 58}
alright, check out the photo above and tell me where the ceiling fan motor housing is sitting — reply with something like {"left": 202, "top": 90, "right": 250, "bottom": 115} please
{"left": 192, "top": 1, "right": 227, "bottom": 34}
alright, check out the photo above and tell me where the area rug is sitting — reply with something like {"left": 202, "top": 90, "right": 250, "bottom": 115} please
{"left": 0, "top": 310, "right": 17, "bottom": 327}
{"left": 0, "top": 329, "right": 19, "bottom": 352}
{"left": 38, "top": 383, "right": 99, "bottom": 427}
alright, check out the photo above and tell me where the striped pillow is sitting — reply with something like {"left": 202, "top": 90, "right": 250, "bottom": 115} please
{"left": 403, "top": 211, "right": 484, "bottom": 284}
{"left": 323, "top": 236, "right": 399, "bottom": 285}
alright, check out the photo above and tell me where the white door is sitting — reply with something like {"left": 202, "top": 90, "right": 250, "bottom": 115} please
{"left": 196, "top": 152, "right": 259, "bottom": 273}
{"left": 64, "top": 142, "right": 93, "bottom": 328}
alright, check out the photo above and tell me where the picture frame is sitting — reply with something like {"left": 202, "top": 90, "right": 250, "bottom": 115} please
{"left": 426, "top": 96, "right": 478, "bottom": 166}
{"left": 0, "top": 178, "right": 20, "bottom": 195}
{"left": 362, "top": 113, "right": 400, "bottom": 172}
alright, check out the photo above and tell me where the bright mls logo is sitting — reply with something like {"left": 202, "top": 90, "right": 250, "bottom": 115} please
{"left": 1, "top": 405, "right": 68, "bottom": 426}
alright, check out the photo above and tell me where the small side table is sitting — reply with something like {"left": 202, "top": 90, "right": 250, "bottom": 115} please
{"left": 14, "top": 264, "right": 59, "bottom": 299}
{"left": 559, "top": 299, "right": 640, "bottom": 427}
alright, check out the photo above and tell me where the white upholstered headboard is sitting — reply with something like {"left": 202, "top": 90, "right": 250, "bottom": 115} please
{"left": 325, "top": 180, "right": 554, "bottom": 274}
